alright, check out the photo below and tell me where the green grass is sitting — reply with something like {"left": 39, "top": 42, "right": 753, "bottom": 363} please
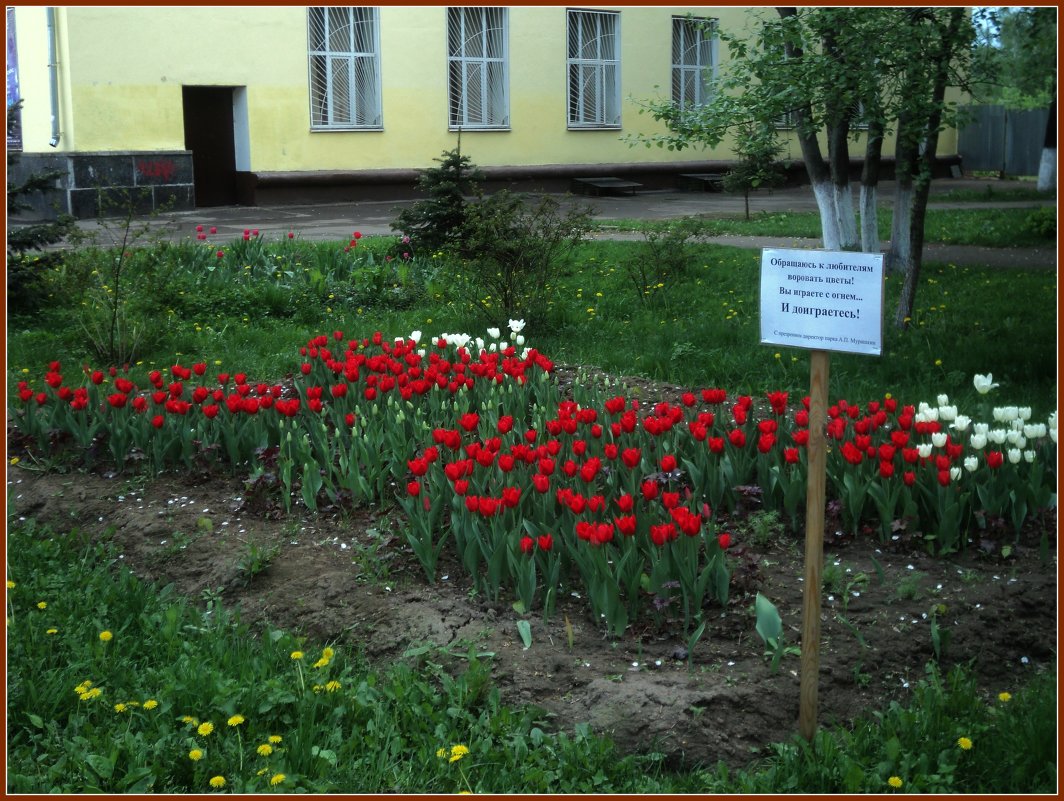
{"left": 7, "top": 518, "right": 1056, "bottom": 793}
{"left": 593, "top": 206, "right": 1056, "bottom": 249}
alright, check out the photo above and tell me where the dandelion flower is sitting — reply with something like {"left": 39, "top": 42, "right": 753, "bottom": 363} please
{"left": 257, "top": 744, "right": 273, "bottom": 757}
{"left": 36, "top": 601, "right": 47, "bottom": 610}
{"left": 189, "top": 749, "right": 203, "bottom": 761}
{"left": 957, "top": 736, "right": 973, "bottom": 750}
{"left": 437, "top": 748, "right": 447, "bottom": 759}
{"left": 290, "top": 650, "right": 304, "bottom": 660}
{"left": 46, "top": 627, "right": 58, "bottom": 635}
{"left": 99, "top": 630, "right": 113, "bottom": 642}
{"left": 449, "top": 744, "right": 470, "bottom": 763}
{"left": 143, "top": 699, "right": 158, "bottom": 710}
{"left": 114, "top": 703, "right": 127, "bottom": 713}
{"left": 998, "top": 692, "right": 1012, "bottom": 703}
{"left": 325, "top": 680, "right": 341, "bottom": 692}
{"left": 888, "top": 776, "right": 903, "bottom": 789}
{"left": 270, "top": 774, "right": 286, "bottom": 786}
{"left": 198, "top": 721, "right": 215, "bottom": 737}
{"left": 209, "top": 775, "right": 226, "bottom": 788}
{"left": 6, "top": 581, "right": 15, "bottom": 589}
{"left": 227, "top": 714, "right": 245, "bottom": 727}
{"left": 181, "top": 715, "right": 198, "bottom": 725}
{"left": 268, "top": 735, "right": 282, "bottom": 744}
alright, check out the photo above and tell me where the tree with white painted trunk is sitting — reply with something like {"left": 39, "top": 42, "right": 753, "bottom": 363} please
{"left": 630, "top": 7, "right": 976, "bottom": 330}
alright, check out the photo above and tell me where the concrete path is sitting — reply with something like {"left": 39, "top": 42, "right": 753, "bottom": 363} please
{"left": 68, "top": 178, "right": 1056, "bottom": 269}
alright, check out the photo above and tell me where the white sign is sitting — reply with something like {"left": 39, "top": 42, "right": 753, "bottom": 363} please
{"left": 760, "top": 248, "right": 885, "bottom": 356}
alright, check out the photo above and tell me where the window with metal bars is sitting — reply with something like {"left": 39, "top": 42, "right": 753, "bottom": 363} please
{"left": 672, "top": 16, "right": 717, "bottom": 109}
{"left": 566, "top": 9, "right": 620, "bottom": 129}
{"left": 307, "top": 7, "right": 381, "bottom": 130}
{"left": 447, "top": 7, "right": 508, "bottom": 129}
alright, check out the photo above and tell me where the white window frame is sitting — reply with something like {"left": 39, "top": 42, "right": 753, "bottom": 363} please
{"left": 448, "top": 7, "right": 509, "bottom": 130}
{"left": 672, "top": 16, "right": 717, "bottom": 109}
{"left": 307, "top": 7, "right": 382, "bottom": 130}
{"left": 566, "top": 9, "right": 621, "bottom": 129}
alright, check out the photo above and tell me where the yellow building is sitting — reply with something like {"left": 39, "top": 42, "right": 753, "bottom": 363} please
{"left": 8, "top": 6, "right": 960, "bottom": 216}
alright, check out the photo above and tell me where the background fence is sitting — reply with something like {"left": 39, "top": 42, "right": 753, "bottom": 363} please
{"left": 958, "top": 104, "right": 1050, "bottom": 176}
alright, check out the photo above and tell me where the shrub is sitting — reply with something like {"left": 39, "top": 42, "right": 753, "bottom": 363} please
{"left": 391, "top": 144, "right": 484, "bottom": 254}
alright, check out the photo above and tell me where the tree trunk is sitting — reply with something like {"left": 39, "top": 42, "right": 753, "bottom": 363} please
{"left": 1037, "top": 94, "right": 1056, "bottom": 191}
{"left": 860, "top": 118, "right": 885, "bottom": 253}
{"left": 893, "top": 8, "right": 966, "bottom": 330}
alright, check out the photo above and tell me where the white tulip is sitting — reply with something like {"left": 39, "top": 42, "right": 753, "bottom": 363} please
{"left": 1007, "top": 448, "right": 1022, "bottom": 464}
{"left": 950, "top": 467, "right": 963, "bottom": 482}
{"left": 486, "top": 327, "right": 501, "bottom": 339}
{"left": 968, "top": 433, "right": 987, "bottom": 450}
{"left": 475, "top": 337, "right": 485, "bottom": 352}
{"left": 417, "top": 348, "right": 425, "bottom": 358}
{"left": 1023, "top": 449, "right": 1036, "bottom": 463}
{"left": 972, "top": 422, "right": 989, "bottom": 436}
{"left": 508, "top": 319, "right": 526, "bottom": 334}
{"left": 1023, "top": 423, "right": 1046, "bottom": 439}
{"left": 931, "top": 432, "right": 948, "bottom": 448}
{"left": 410, "top": 330, "right": 422, "bottom": 344}
{"left": 1018, "top": 407, "right": 1032, "bottom": 421}
{"left": 951, "top": 415, "right": 971, "bottom": 432}
{"left": 964, "top": 456, "right": 980, "bottom": 472}
{"left": 500, "top": 341, "right": 508, "bottom": 351}
{"left": 917, "top": 443, "right": 934, "bottom": 458}
{"left": 937, "top": 394, "right": 950, "bottom": 407}
{"left": 993, "top": 406, "right": 1018, "bottom": 422}
{"left": 988, "top": 429, "right": 1008, "bottom": 444}
{"left": 973, "top": 373, "right": 999, "bottom": 394}
{"left": 515, "top": 334, "right": 525, "bottom": 346}
{"left": 938, "top": 405, "right": 957, "bottom": 422}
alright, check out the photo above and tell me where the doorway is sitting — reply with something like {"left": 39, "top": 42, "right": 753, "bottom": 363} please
{"left": 182, "top": 86, "right": 237, "bottom": 207}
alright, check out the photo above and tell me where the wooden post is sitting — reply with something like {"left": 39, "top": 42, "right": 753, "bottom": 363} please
{"left": 799, "top": 349, "right": 830, "bottom": 741}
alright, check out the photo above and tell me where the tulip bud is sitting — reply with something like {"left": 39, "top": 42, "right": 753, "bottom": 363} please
{"left": 1023, "top": 449, "right": 1036, "bottom": 463}
{"left": 1007, "top": 448, "right": 1022, "bottom": 464}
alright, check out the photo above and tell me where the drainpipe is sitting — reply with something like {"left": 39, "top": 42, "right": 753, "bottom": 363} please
{"left": 46, "top": 7, "right": 60, "bottom": 147}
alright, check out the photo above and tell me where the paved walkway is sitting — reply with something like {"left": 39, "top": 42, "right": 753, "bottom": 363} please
{"left": 68, "top": 178, "right": 1056, "bottom": 269}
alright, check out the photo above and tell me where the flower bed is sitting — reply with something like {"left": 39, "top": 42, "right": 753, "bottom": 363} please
{"left": 9, "top": 322, "right": 1057, "bottom": 636}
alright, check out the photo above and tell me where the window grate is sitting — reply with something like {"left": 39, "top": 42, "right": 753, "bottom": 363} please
{"left": 672, "top": 17, "right": 717, "bottom": 109}
{"left": 308, "top": 7, "right": 381, "bottom": 129}
{"left": 447, "top": 7, "right": 509, "bottom": 129}
{"left": 566, "top": 10, "right": 620, "bottom": 128}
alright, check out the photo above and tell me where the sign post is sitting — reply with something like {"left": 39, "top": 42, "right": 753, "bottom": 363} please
{"left": 759, "top": 248, "right": 884, "bottom": 740}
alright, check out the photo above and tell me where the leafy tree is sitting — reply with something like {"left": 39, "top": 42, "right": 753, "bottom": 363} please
{"left": 631, "top": 7, "right": 975, "bottom": 329}
{"left": 720, "top": 121, "right": 787, "bottom": 220}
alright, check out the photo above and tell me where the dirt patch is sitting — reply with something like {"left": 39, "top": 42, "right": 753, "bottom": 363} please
{"left": 9, "top": 458, "right": 1055, "bottom": 771}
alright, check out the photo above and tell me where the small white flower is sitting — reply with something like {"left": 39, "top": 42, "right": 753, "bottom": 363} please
{"left": 973, "top": 373, "right": 999, "bottom": 394}
{"left": 1007, "top": 448, "right": 1022, "bottom": 464}
{"left": 987, "top": 428, "right": 1008, "bottom": 444}
{"left": 486, "top": 327, "right": 501, "bottom": 339}
{"left": 931, "top": 432, "right": 948, "bottom": 448}
{"left": 937, "top": 394, "right": 950, "bottom": 407}
{"left": 968, "top": 433, "right": 987, "bottom": 450}
{"left": 917, "top": 443, "right": 934, "bottom": 458}
{"left": 508, "top": 319, "right": 526, "bottom": 334}
{"left": 1023, "top": 449, "right": 1036, "bottom": 463}
{"left": 964, "top": 456, "right": 979, "bottom": 472}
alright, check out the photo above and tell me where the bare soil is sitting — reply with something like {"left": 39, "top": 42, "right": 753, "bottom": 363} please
{"left": 6, "top": 369, "right": 1057, "bottom": 771}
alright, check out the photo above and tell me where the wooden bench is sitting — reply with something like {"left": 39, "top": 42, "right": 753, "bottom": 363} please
{"left": 677, "top": 172, "right": 726, "bottom": 192}
{"left": 570, "top": 177, "right": 643, "bottom": 197}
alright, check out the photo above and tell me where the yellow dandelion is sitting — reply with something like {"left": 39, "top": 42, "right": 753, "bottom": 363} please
{"left": 46, "top": 628, "right": 58, "bottom": 635}
{"left": 189, "top": 749, "right": 203, "bottom": 761}
{"left": 143, "top": 699, "right": 158, "bottom": 710}
{"left": 99, "top": 630, "right": 113, "bottom": 642}
{"left": 270, "top": 774, "right": 286, "bottom": 786}
{"left": 888, "top": 776, "right": 903, "bottom": 789}
{"left": 9, "top": 457, "right": 20, "bottom": 466}
{"left": 290, "top": 650, "right": 304, "bottom": 660}
{"left": 6, "top": 581, "right": 15, "bottom": 589}
{"left": 257, "top": 743, "right": 273, "bottom": 757}
{"left": 198, "top": 721, "right": 215, "bottom": 737}
{"left": 209, "top": 775, "right": 226, "bottom": 788}
{"left": 935, "top": 359, "right": 942, "bottom": 367}
{"left": 312, "top": 657, "right": 329, "bottom": 669}
{"left": 325, "top": 680, "right": 341, "bottom": 692}
{"left": 957, "top": 736, "right": 973, "bottom": 750}
{"left": 37, "top": 601, "right": 47, "bottom": 610}
{"left": 227, "top": 714, "right": 245, "bottom": 727}
{"left": 437, "top": 747, "right": 447, "bottom": 759}
{"left": 449, "top": 744, "right": 470, "bottom": 763}
{"left": 114, "top": 703, "right": 127, "bottom": 713}
{"left": 998, "top": 691, "right": 1012, "bottom": 703}
{"left": 268, "top": 735, "right": 282, "bottom": 744}
{"left": 322, "top": 646, "right": 335, "bottom": 659}
{"left": 181, "top": 715, "right": 198, "bottom": 725}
